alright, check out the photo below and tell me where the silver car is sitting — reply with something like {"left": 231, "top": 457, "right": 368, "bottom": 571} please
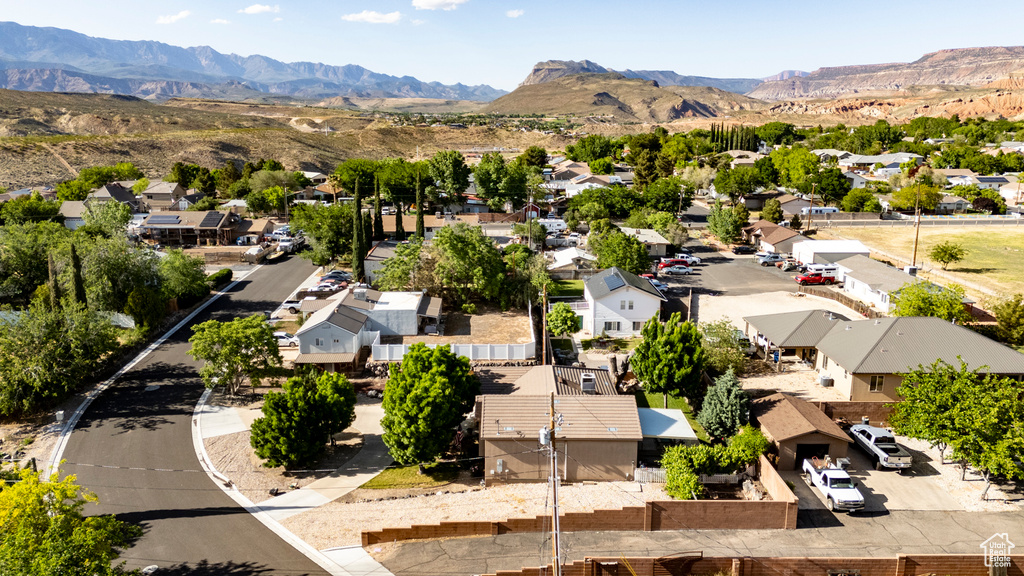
{"left": 661, "top": 265, "right": 692, "bottom": 275}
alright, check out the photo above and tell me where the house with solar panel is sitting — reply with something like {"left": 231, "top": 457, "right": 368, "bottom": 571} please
{"left": 580, "top": 267, "right": 666, "bottom": 337}
{"left": 140, "top": 211, "right": 241, "bottom": 245}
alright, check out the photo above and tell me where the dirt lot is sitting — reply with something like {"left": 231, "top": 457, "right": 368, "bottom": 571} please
{"left": 387, "top": 305, "right": 533, "bottom": 345}
{"left": 696, "top": 290, "right": 864, "bottom": 334}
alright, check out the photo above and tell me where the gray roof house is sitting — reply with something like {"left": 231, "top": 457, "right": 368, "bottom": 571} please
{"left": 835, "top": 255, "right": 974, "bottom": 313}
{"left": 815, "top": 316, "right": 1024, "bottom": 401}
{"left": 743, "top": 309, "right": 849, "bottom": 362}
{"left": 582, "top": 267, "right": 665, "bottom": 337}
{"left": 294, "top": 299, "right": 372, "bottom": 371}
{"left": 59, "top": 201, "right": 88, "bottom": 230}
{"left": 141, "top": 182, "right": 187, "bottom": 212}
{"left": 89, "top": 183, "right": 141, "bottom": 212}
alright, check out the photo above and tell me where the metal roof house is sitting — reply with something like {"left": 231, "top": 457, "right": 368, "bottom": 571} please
{"left": 834, "top": 255, "right": 974, "bottom": 314}
{"left": 478, "top": 395, "right": 642, "bottom": 484}
{"left": 582, "top": 267, "right": 666, "bottom": 337}
{"left": 815, "top": 316, "right": 1024, "bottom": 401}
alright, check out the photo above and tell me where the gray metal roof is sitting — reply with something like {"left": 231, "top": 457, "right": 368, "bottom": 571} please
{"left": 817, "top": 316, "right": 1024, "bottom": 375}
{"left": 295, "top": 353, "right": 356, "bottom": 364}
{"left": 326, "top": 305, "right": 368, "bottom": 334}
{"left": 835, "top": 255, "right": 923, "bottom": 294}
{"left": 479, "top": 395, "right": 642, "bottom": 441}
{"left": 585, "top": 267, "right": 665, "bottom": 301}
{"left": 417, "top": 295, "right": 443, "bottom": 318}
{"left": 743, "top": 309, "right": 849, "bottom": 348}
{"left": 510, "top": 365, "right": 618, "bottom": 396}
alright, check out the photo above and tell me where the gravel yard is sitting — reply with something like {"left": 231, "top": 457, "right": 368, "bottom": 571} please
{"left": 281, "top": 481, "right": 669, "bottom": 549}
{"left": 696, "top": 290, "right": 864, "bottom": 331}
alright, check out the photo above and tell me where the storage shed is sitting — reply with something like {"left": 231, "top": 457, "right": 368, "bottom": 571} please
{"left": 751, "top": 393, "right": 851, "bottom": 470}
{"left": 792, "top": 240, "right": 869, "bottom": 266}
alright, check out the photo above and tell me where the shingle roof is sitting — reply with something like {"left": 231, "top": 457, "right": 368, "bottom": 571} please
{"left": 619, "top": 227, "right": 670, "bottom": 246}
{"left": 761, "top": 226, "right": 800, "bottom": 246}
{"left": 479, "top": 395, "right": 642, "bottom": 441}
{"left": 90, "top": 183, "right": 137, "bottom": 205}
{"left": 752, "top": 393, "right": 851, "bottom": 443}
{"left": 59, "top": 200, "right": 87, "bottom": 219}
{"left": 743, "top": 309, "right": 849, "bottom": 348}
{"left": 585, "top": 267, "right": 665, "bottom": 301}
{"left": 817, "top": 316, "right": 1024, "bottom": 375}
{"left": 296, "top": 297, "right": 367, "bottom": 336}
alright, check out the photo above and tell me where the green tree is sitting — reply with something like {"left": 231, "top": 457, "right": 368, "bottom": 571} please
{"left": 0, "top": 300, "right": 117, "bottom": 416}
{"left": 381, "top": 343, "right": 479, "bottom": 465}
{"left": 842, "top": 188, "right": 875, "bottom": 212}
{"left": 732, "top": 203, "right": 751, "bottom": 226}
{"left": 190, "top": 169, "right": 217, "bottom": 195}
{"left": 158, "top": 249, "right": 208, "bottom": 302}
{"left": 755, "top": 122, "right": 797, "bottom": 146}
{"left": 548, "top": 302, "right": 581, "bottom": 337}
{"left": 186, "top": 196, "right": 220, "bottom": 211}
{"left": 512, "top": 219, "right": 547, "bottom": 248}
{"left": 632, "top": 313, "right": 708, "bottom": 408}
{"left": 131, "top": 177, "right": 150, "bottom": 194}
{"left": 713, "top": 166, "right": 761, "bottom": 203}
{"left": 69, "top": 244, "right": 87, "bottom": 306}
{"left": 415, "top": 169, "right": 425, "bottom": 239}
{"left": 928, "top": 241, "right": 967, "bottom": 270}
{"left": 589, "top": 157, "right": 614, "bottom": 175}
{"left": 352, "top": 179, "right": 366, "bottom": 281}
{"left": 250, "top": 371, "right": 357, "bottom": 469}
{"left": 789, "top": 214, "right": 802, "bottom": 230}
{"left": 55, "top": 180, "right": 92, "bottom": 202}
{"left": 992, "top": 293, "right": 1024, "bottom": 347}
{"left": 594, "top": 232, "right": 651, "bottom": 276}
{"left": 644, "top": 177, "right": 691, "bottom": 213}
{"left": 565, "top": 134, "right": 616, "bottom": 162}
{"left": 698, "top": 318, "right": 746, "bottom": 375}
{"left": 769, "top": 147, "right": 820, "bottom": 188}
{"left": 427, "top": 150, "right": 471, "bottom": 205}
{"left": 630, "top": 148, "right": 659, "bottom": 191}
{"left": 761, "top": 198, "right": 783, "bottom": 223}
{"left": 0, "top": 468, "right": 140, "bottom": 576}
{"left": 707, "top": 201, "right": 742, "bottom": 244}
{"left": 518, "top": 145, "right": 548, "bottom": 168}
{"left": 80, "top": 236, "right": 160, "bottom": 314}
{"left": 124, "top": 285, "right": 165, "bottom": 334}
{"left": 375, "top": 238, "right": 424, "bottom": 291}
{"left": 474, "top": 152, "right": 528, "bottom": 210}
{"left": 332, "top": 159, "right": 380, "bottom": 196}
{"left": 890, "top": 184, "right": 942, "bottom": 211}
{"left": 697, "top": 369, "right": 749, "bottom": 440}
{"left": 891, "top": 281, "right": 972, "bottom": 324}
{"left": 0, "top": 222, "right": 71, "bottom": 305}
{"left": 0, "top": 193, "right": 63, "bottom": 225}
{"left": 429, "top": 223, "right": 504, "bottom": 304}
{"left": 289, "top": 202, "right": 355, "bottom": 266}
{"left": 187, "top": 314, "right": 282, "bottom": 395}
{"left": 82, "top": 200, "right": 132, "bottom": 237}
{"left": 373, "top": 178, "right": 385, "bottom": 241}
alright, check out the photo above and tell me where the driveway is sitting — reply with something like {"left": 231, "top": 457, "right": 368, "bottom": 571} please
{"left": 656, "top": 246, "right": 799, "bottom": 300}
{"left": 845, "top": 445, "right": 963, "bottom": 512}
{"left": 60, "top": 255, "right": 328, "bottom": 574}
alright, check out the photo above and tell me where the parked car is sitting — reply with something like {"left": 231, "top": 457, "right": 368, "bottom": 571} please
{"left": 647, "top": 279, "right": 668, "bottom": 292}
{"left": 321, "top": 271, "right": 352, "bottom": 281}
{"left": 282, "top": 300, "right": 302, "bottom": 314}
{"left": 850, "top": 425, "right": 913, "bottom": 472}
{"left": 802, "top": 457, "right": 864, "bottom": 513}
{"left": 662, "top": 265, "right": 693, "bottom": 275}
{"left": 794, "top": 272, "right": 836, "bottom": 286}
{"left": 676, "top": 254, "right": 702, "bottom": 265}
{"left": 780, "top": 260, "right": 803, "bottom": 272}
{"left": 274, "top": 331, "right": 299, "bottom": 348}
{"left": 731, "top": 245, "right": 756, "bottom": 255}
{"left": 757, "top": 253, "right": 785, "bottom": 266}
{"left": 657, "top": 258, "right": 691, "bottom": 270}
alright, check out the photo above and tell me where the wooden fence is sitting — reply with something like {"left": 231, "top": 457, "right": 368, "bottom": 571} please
{"left": 797, "top": 285, "right": 885, "bottom": 319}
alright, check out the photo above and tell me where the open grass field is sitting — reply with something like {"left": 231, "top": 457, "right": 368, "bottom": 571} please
{"left": 824, "top": 226, "right": 1024, "bottom": 299}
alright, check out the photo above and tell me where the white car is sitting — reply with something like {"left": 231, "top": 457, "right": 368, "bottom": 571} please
{"left": 661, "top": 265, "right": 692, "bottom": 275}
{"left": 274, "top": 331, "right": 298, "bottom": 347}
{"left": 677, "top": 254, "right": 702, "bottom": 265}
{"left": 648, "top": 279, "right": 668, "bottom": 292}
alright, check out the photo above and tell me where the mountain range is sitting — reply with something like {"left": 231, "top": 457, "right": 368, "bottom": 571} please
{"left": 0, "top": 21, "right": 505, "bottom": 101}
{"left": 518, "top": 59, "right": 777, "bottom": 94}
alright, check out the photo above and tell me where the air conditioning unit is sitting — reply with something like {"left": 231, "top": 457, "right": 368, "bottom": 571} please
{"left": 820, "top": 375, "right": 834, "bottom": 388}
{"left": 580, "top": 372, "right": 597, "bottom": 394}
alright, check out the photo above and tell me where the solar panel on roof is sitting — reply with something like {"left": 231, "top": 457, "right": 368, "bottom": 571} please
{"left": 148, "top": 215, "right": 180, "bottom": 224}
{"left": 604, "top": 274, "right": 625, "bottom": 292}
{"left": 199, "top": 212, "right": 222, "bottom": 228}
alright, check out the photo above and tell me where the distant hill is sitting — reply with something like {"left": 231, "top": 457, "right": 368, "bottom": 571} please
{"left": 748, "top": 47, "right": 1024, "bottom": 100}
{"left": 0, "top": 21, "right": 506, "bottom": 101}
{"left": 486, "top": 73, "right": 765, "bottom": 122}
{"left": 518, "top": 59, "right": 767, "bottom": 94}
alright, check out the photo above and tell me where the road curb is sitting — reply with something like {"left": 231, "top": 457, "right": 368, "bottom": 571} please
{"left": 46, "top": 267, "right": 260, "bottom": 478}
{"left": 192, "top": 387, "right": 354, "bottom": 576}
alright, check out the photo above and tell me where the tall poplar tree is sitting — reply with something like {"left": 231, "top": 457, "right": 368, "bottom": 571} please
{"left": 373, "top": 175, "right": 384, "bottom": 241}
{"left": 415, "top": 169, "right": 425, "bottom": 239}
{"left": 352, "top": 177, "right": 365, "bottom": 281}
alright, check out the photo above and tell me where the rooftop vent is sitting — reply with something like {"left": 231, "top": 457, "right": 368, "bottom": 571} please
{"left": 580, "top": 372, "right": 597, "bottom": 394}
{"left": 354, "top": 288, "right": 367, "bottom": 301}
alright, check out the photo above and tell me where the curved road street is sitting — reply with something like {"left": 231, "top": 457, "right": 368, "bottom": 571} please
{"left": 60, "top": 256, "right": 328, "bottom": 575}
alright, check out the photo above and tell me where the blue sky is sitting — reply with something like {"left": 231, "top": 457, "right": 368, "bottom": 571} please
{"left": 4, "top": 0, "right": 1024, "bottom": 91}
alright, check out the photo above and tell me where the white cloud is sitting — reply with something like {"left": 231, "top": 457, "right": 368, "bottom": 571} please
{"left": 210, "top": 18, "right": 231, "bottom": 24}
{"left": 238, "top": 4, "right": 279, "bottom": 14}
{"left": 411, "top": 19, "right": 426, "bottom": 25}
{"left": 506, "top": 9, "right": 523, "bottom": 18}
{"left": 412, "top": 0, "right": 467, "bottom": 10}
{"left": 156, "top": 10, "right": 191, "bottom": 24}
{"left": 342, "top": 10, "right": 401, "bottom": 24}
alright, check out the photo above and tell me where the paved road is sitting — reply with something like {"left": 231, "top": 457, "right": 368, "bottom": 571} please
{"left": 60, "top": 255, "right": 324, "bottom": 575}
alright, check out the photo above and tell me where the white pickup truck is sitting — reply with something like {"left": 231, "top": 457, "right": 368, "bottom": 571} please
{"left": 850, "top": 424, "right": 912, "bottom": 472}
{"left": 802, "top": 457, "right": 865, "bottom": 513}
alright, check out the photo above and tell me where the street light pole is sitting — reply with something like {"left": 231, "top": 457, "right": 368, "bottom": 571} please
{"left": 911, "top": 182, "right": 922, "bottom": 267}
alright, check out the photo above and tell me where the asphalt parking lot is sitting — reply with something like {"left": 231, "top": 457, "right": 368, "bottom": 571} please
{"left": 785, "top": 442, "right": 962, "bottom": 515}
{"left": 655, "top": 243, "right": 800, "bottom": 298}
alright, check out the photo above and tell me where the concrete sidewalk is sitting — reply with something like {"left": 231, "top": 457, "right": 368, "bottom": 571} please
{"left": 197, "top": 396, "right": 393, "bottom": 576}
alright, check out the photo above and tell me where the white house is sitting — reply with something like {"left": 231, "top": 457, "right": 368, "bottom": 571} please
{"left": 834, "top": 255, "right": 922, "bottom": 312}
{"left": 581, "top": 267, "right": 666, "bottom": 337}
{"left": 59, "top": 201, "right": 88, "bottom": 230}
{"left": 547, "top": 246, "right": 598, "bottom": 279}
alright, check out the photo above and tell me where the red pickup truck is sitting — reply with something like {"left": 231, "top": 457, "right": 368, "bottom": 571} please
{"left": 794, "top": 272, "right": 836, "bottom": 286}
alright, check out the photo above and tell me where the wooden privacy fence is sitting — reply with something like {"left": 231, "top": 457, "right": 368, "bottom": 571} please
{"left": 796, "top": 285, "right": 885, "bottom": 319}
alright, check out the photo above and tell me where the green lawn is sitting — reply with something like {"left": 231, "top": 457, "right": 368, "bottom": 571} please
{"left": 360, "top": 462, "right": 460, "bottom": 490}
{"left": 634, "top": 390, "right": 710, "bottom": 443}
{"left": 825, "top": 226, "right": 1024, "bottom": 297}
{"left": 580, "top": 337, "right": 641, "bottom": 352}
{"left": 549, "top": 279, "right": 584, "bottom": 298}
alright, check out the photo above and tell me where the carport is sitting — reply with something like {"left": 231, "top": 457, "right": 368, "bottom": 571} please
{"left": 751, "top": 393, "right": 851, "bottom": 470}
{"left": 743, "top": 309, "right": 848, "bottom": 364}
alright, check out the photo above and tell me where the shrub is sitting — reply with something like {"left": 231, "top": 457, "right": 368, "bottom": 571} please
{"left": 461, "top": 303, "right": 477, "bottom": 314}
{"left": 206, "top": 268, "right": 233, "bottom": 289}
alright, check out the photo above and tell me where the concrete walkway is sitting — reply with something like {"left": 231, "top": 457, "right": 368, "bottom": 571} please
{"left": 197, "top": 396, "right": 393, "bottom": 576}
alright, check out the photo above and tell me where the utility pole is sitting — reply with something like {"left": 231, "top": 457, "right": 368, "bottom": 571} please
{"left": 807, "top": 182, "right": 816, "bottom": 232}
{"left": 547, "top": 392, "right": 562, "bottom": 576}
{"left": 541, "top": 283, "right": 548, "bottom": 365}
{"left": 911, "top": 182, "right": 922, "bottom": 267}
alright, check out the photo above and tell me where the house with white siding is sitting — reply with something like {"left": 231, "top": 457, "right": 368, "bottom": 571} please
{"left": 581, "top": 267, "right": 665, "bottom": 337}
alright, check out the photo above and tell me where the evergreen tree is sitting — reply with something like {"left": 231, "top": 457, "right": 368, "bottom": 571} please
{"left": 415, "top": 169, "right": 425, "bottom": 239}
{"left": 697, "top": 369, "right": 750, "bottom": 440}
{"left": 790, "top": 214, "right": 802, "bottom": 230}
{"left": 70, "top": 244, "right": 87, "bottom": 306}
{"left": 352, "top": 178, "right": 365, "bottom": 281}
{"left": 394, "top": 203, "right": 405, "bottom": 241}
{"left": 47, "top": 253, "right": 60, "bottom": 310}
{"left": 632, "top": 313, "right": 708, "bottom": 408}
{"left": 373, "top": 176, "right": 384, "bottom": 241}
{"left": 761, "top": 198, "right": 783, "bottom": 224}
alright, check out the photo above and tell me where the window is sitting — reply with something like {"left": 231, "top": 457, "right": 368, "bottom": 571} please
{"left": 604, "top": 321, "right": 620, "bottom": 332}
{"left": 620, "top": 300, "right": 626, "bottom": 310}
{"left": 628, "top": 300, "right": 634, "bottom": 310}
{"left": 633, "top": 321, "right": 643, "bottom": 331}
{"left": 315, "top": 338, "right": 324, "bottom": 346}
{"left": 822, "top": 356, "right": 828, "bottom": 369}
{"left": 869, "top": 375, "right": 885, "bottom": 393}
